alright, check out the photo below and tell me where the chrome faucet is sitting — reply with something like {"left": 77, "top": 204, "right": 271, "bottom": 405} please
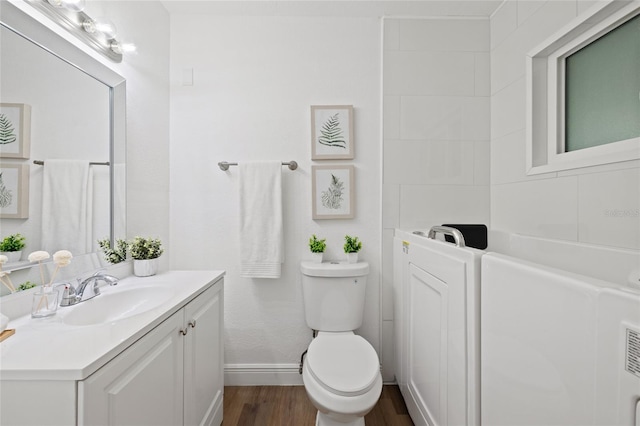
{"left": 60, "top": 271, "right": 119, "bottom": 306}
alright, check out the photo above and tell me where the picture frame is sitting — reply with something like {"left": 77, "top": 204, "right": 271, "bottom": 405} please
{"left": 312, "top": 165, "right": 354, "bottom": 220}
{"left": 311, "top": 105, "right": 354, "bottom": 160}
{"left": 0, "top": 163, "right": 29, "bottom": 219}
{"left": 0, "top": 103, "right": 31, "bottom": 159}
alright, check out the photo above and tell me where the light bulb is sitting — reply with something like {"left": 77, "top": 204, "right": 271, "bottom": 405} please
{"left": 93, "top": 17, "right": 117, "bottom": 39}
{"left": 82, "top": 19, "right": 96, "bottom": 34}
{"left": 110, "top": 41, "right": 137, "bottom": 55}
{"left": 62, "top": 0, "right": 85, "bottom": 12}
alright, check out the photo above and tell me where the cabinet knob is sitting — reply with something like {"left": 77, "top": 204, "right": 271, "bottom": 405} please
{"left": 179, "top": 328, "right": 188, "bottom": 336}
{"left": 188, "top": 320, "right": 196, "bottom": 328}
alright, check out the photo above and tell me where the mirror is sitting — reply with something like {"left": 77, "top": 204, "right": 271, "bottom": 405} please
{"left": 0, "top": 2, "right": 126, "bottom": 295}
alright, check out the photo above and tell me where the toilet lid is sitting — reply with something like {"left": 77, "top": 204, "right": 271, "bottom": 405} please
{"left": 306, "top": 334, "right": 380, "bottom": 397}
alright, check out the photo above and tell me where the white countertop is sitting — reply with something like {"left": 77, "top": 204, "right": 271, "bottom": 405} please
{"left": 0, "top": 270, "right": 224, "bottom": 381}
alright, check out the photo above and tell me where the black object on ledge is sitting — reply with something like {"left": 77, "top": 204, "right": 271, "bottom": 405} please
{"left": 442, "top": 224, "right": 488, "bottom": 249}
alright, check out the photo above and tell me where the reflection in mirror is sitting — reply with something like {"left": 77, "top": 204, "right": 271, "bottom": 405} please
{"left": 0, "top": 2, "right": 126, "bottom": 296}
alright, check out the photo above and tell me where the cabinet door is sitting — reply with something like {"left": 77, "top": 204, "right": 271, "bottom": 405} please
{"left": 78, "top": 313, "right": 184, "bottom": 426}
{"left": 183, "top": 283, "right": 224, "bottom": 426}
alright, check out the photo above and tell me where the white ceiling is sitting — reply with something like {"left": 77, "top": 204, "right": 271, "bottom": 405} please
{"left": 159, "top": 0, "right": 505, "bottom": 18}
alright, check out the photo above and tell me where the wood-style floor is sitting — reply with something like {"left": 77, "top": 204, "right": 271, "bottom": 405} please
{"left": 222, "top": 385, "right": 414, "bottom": 426}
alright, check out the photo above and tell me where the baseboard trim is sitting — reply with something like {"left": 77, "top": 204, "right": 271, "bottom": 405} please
{"left": 224, "top": 363, "right": 304, "bottom": 386}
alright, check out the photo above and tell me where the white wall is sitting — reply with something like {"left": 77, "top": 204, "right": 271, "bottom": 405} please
{"left": 490, "top": 0, "right": 640, "bottom": 250}
{"left": 381, "top": 17, "right": 491, "bottom": 380}
{"left": 169, "top": 14, "right": 381, "bottom": 383}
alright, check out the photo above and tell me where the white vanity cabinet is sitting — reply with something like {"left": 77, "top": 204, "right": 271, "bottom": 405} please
{"left": 0, "top": 271, "right": 225, "bottom": 426}
{"left": 79, "top": 282, "right": 224, "bottom": 426}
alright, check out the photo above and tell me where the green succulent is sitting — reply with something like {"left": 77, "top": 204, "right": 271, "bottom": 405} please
{"left": 0, "top": 233, "right": 25, "bottom": 252}
{"left": 343, "top": 235, "right": 362, "bottom": 253}
{"left": 309, "top": 234, "right": 327, "bottom": 253}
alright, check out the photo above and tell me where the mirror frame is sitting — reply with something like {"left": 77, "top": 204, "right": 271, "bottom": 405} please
{"left": 0, "top": 0, "right": 126, "bottom": 252}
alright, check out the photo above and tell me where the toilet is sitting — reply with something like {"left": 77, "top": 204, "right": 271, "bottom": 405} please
{"left": 300, "top": 261, "right": 383, "bottom": 426}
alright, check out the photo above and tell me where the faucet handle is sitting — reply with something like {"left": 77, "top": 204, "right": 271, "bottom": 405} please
{"left": 59, "top": 283, "right": 78, "bottom": 307}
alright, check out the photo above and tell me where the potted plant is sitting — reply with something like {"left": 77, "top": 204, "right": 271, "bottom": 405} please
{"left": 308, "top": 234, "right": 327, "bottom": 263}
{"left": 343, "top": 235, "right": 362, "bottom": 264}
{"left": 129, "top": 236, "right": 163, "bottom": 277}
{"left": 97, "top": 237, "right": 128, "bottom": 264}
{"left": 0, "top": 233, "right": 26, "bottom": 263}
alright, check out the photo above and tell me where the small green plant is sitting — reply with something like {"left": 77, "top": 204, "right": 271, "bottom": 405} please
{"left": 309, "top": 234, "right": 327, "bottom": 253}
{"left": 17, "top": 281, "right": 37, "bottom": 291}
{"left": 0, "top": 233, "right": 25, "bottom": 252}
{"left": 343, "top": 235, "right": 362, "bottom": 253}
{"left": 129, "top": 236, "right": 163, "bottom": 260}
{"left": 98, "top": 238, "right": 128, "bottom": 264}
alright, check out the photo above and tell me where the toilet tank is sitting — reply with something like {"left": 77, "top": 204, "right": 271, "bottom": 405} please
{"left": 300, "top": 261, "right": 369, "bottom": 332}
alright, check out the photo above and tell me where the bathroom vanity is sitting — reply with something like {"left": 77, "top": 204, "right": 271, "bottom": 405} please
{"left": 0, "top": 270, "right": 224, "bottom": 426}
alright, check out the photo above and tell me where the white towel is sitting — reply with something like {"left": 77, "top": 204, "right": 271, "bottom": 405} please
{"left": 42, "top": 159, "right": 90, "bottom": 254}
{"left": 239, "top": 161, "right": 284, "bottom": 278}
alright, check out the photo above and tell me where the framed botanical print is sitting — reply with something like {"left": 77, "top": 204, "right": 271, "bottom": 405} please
{"left": 312, "top": 165, "right": 354, "bottom": 219}
{"left": 0, "top": 163, "right": 29, "bottom": 219}
{"left": 311, "top": 105, "right": 354, "bottom": 160}
{"left": 0, "top": 103, "right": 31, "bottom": 159}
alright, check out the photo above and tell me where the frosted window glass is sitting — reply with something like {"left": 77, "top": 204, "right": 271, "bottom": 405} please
{"left": 565, "top": 14, "right": 640, "bottom": 152}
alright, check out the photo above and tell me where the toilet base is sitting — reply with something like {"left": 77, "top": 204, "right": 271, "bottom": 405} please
{"left": 316, "top": 410, "right": 365, "bottom": 426}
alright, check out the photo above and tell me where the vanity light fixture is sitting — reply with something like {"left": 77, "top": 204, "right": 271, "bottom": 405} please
{"left": 26, "top": 0, "right": 136, "bottom": 62}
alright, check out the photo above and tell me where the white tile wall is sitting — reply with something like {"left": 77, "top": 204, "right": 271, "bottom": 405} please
{"left": 492, "top": 177, "right": 579, "bottom": 241}
{"left": 490, "top": 0, "right": 517, "bottom": 50}
{"left": 578, "top": 168, "right": 640, "bottom": 249}
{"left": 383, "top": 95, "right": 400, "bottom": 139}
{"left": 400, "top": 185, "right": 491, "bottom": 229}
{"left": 399, "top": 18, "right": 489, "bottom": 52}
{"left": 516, "top": 1, "right": 548, "bottom": 26}
{"left": 491, "top": 1, "right": 576, "bottom": 94}
{"left": 474, "top": 53, "right": 491, "bottom": 96}
{"left": 382, "top": 17, "right": 491, "bottom": 381}
{"left": 384, "top": 140, "right": 476, "bottom": 185}
{"left": 490, "top": 77, "right": 525, "bottom": 139}
{"left": 400, "top": 96, "right": 490, "bottom": 141}
{"left": 384, "top": 51, "right": 476, "bottom": 96}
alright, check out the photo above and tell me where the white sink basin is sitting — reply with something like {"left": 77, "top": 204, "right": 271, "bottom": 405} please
{"left": 62, "top": 286, "right": 174, "bottom": 326}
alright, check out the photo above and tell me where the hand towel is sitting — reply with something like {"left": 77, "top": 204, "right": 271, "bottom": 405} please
{"left": 239, "top": 161, "right": 284, "bottom": 278}
{"left": 42, "top": 159, "right": 90, "bottom": 254}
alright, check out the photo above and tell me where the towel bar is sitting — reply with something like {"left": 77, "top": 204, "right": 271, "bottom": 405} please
{"left": 33, "top": 160, "right": 110, "bottom": 166}
{"left": 218, "top": 161, "right": 298, "bottom": 171}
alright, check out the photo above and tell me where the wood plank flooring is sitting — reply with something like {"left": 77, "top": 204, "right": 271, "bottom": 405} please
{"left": 222, "top": 385, "right": 413, "bottom": 426}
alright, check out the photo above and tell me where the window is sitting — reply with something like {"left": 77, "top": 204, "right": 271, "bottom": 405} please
{"left": 526, "top": 2, "right": 640, "bottom": 175}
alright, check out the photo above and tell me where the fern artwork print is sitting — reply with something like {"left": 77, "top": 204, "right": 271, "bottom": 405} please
{"left": 311, "top": 105, "right": 354, "bottom": 160}
{"left": 312, "top": 165, "right": 354, "bottom": 219}
{"left": 0, "top": 103, "right": 31, "bottom": 159}
{"left": 0, "top": 164, "right": 29, "bottom": 219}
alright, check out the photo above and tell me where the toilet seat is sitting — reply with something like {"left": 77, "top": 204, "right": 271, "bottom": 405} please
{"left": 306, "top": 333, "right": 379, "bottom": 397}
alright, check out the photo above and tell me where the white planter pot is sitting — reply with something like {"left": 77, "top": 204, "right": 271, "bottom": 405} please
{"left": 133, "top": 258, "right": 159, "bottom": 277}
{"left": 311, "top": 252, "right": 324, "bottom": 263}
{"left": 0, "top": 251, "right": 22, "bottom": 263}
{"left": 346, "top": 253, "right": 358, "bottom": 264}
